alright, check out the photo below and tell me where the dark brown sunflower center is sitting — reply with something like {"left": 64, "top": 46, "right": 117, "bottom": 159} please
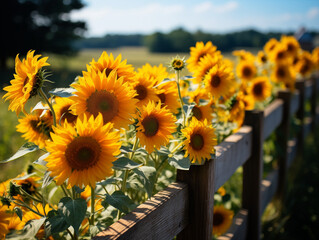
{"left": 190, "top": 133, "right": 204, "bottom": 150}
{"left": 30, "top": 120, "right": 42, "bottom": 132}
{"left": 261, "top": 56, "right": 267, "bottom": 63}
{"left": 60, "top": 105, "right": 77, "bottom": 124}
{"left": 65, "top": 136, "right": 101, "bottom": 170}
{"left": 277, "top": 67, "right": 286, "bottom": 78}
{"left": 277, "top": 51, "right": 285, "bottom": 60}
{"left": 243, "top": 66, "right": 252, "bottom": 78}
{"left": 142, "top": 115, "right": 159, "bottom": 137}
{"left": 211, "top": 75, "right": 221, "bottom": 88}
{"left": 135, "top": 84, "right": 148, "bottom": 100}
{"left": 158, "top": 93, "right": 166, "bottom": 105}
{"left": 287, "top": 43, "right": 294, "bottom": 52}
{"left": 300, "top": 62, "right": 310, "bottom": 75}
{"left": 253, "top": 83, "right": 263, "bottom": 96}
{"left": 86, "top": 90, "right": 119, "bottom": 123}
{"left": 197, "top": 53, "right": 207, "bottom": 62}
{"left": 192, "top": 106, "right": 203, "bottom": 120}
{"left": 213, "top": 212, "right": 224, "bottom": 226}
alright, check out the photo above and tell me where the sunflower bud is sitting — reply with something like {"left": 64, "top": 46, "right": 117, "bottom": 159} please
{"left": 170, "top": 56, "right": 186, "bottom": 71}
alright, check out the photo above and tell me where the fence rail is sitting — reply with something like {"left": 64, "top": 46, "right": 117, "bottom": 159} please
{"left": 94, "top": 74, "right": 319, "bottom": 240}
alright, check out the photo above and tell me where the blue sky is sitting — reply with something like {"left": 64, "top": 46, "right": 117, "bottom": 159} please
{"left": 70, "top": 0, "right": 319, "bottom": 37}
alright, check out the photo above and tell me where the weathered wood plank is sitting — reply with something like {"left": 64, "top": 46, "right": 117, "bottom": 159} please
{"left": 296, "top": 80, "right": 306, "bottom": 152}
{"left": 305, "top": 79, "right": 313, "bottom": 101}
{"left": 287, "top": 138, "right": 298, "bottom": 168}
{"left": 176, "top": 157, "right": 216, "bottom": 240}
{"left": 261, "top": 169, "right": 279, "bottom": 213}
{"left": 242, "top": 110, "right": 264, "bottom": 240}
{"left": 290, "top": 92, "right": 300, "bottom": 116}
{"left": 94, "top": 182, "right": 189, "bottom": 240}
{"left": 214, "top": 126, "right": 252, "bottom": 190}
{"left": 263, "top": 99, "right": 284, "bottom": 140}
{"left": 217, "top": 209, "right": 248, "bottom": 240}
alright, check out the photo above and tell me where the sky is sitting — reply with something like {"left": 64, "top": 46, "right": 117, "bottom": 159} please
{"left": 70, "top": 0, "right": 319, "bottom": 37}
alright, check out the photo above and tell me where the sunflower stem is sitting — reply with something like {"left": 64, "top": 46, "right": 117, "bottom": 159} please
{"left": 90, "top": 185, "right": 95, "bottom": 228}
{"left": 175, "top": 70, "right": 186, "bottom": 126}
{"left": 39, "top": 87, "right": 57, "bottom": 127}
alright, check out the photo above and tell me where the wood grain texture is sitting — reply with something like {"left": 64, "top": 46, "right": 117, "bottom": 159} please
{"left": 214, "top": 126, "right": 252, "bottom": 190}
{"left": 94, "top": 182, "right": 189, "bottom": 240}
{"left": 263, "top": 99, "right": 284, "bottom": 140}
{"left": 261, "top": 169, "right": 279, "bottom": 213}
{"left": 217, "top": 209, "right": 248, "bottom": 240}
{"left": 242, "top": 110, "right": 264, "bottom": 240}
{"left": 176, "top": 158, "right": 216, "bottom": 240}
{"left": 290, "top": 92, "right": 300, "bottom": 116}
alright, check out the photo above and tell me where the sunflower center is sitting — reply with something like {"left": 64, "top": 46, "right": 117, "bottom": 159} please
{"left": 65, "top": 136, "right": 101, "bottom": 170}
{"left": 158, "top": 93, "right": 166, "bottom": 105}
{"left": 213, "top": 212, "right": 224, "bottom": 226}
{"left": 253, "top": 83, "right": 263, "bottom": 96}
{"left": 197, "top": 53, "right": 207, "bottom": 62}
{"left": 277, "top": 51, "right": 285, "bottom": 60}
{"left": 135, "top": 84, "right": 148, "bottom": 100}
{"left": 287, "top": 43, "right": 294, "bottom": 53}
{"left": 261, "top": 56, "right": 267, "bottom": 63}
{"left": 60, "top": 105, "right": 77, "bottom": 124}
{"left": 192, "top": 106, "right": 203, "bottom": 120}
{"left": 142, "top": 115, "right": 159, "bottom": 137}
{"left": 30, "top": 120, "right": 42, "bottom": 133}
{"left": 211, "top": 75, "right": 221, "bottom": 88}
{"left": 277, "top": 67, "right": 286, "bottom": 78}
{"left": 86, "top": 90, "right": 119, "bottom": 123}
{"left": 243, "top": 66, "right": 252, "bottom": 78}
{"left": 190, "top": 133, "right": 204, "bottom": 150}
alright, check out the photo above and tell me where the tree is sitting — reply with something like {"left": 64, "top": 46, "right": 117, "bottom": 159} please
{"left": 0, "top": 0, "right": 87, "bottom": 68}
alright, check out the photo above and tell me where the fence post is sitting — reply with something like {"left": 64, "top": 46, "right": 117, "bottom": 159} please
{"left": 311, "top": 75, "right": 318, "bottom": 129}
{"left": 276, "top": 90, "right": 291, "bottom": 200}
{"left": 295, "top": 80, "right": 306, "bottom": 152}
{"left": 176, "top": 159, "right": 215, "bottom": 240}
{"left": 242, "top": 110, "right": 264, "bottom": 240}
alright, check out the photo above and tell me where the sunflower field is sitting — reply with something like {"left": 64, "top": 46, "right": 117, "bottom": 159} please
{"left": 1, "top": 35, "right": 319, "bottom": 240}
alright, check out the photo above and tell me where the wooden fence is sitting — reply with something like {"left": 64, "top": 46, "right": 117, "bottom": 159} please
{"left": 93, "top": 74, "right": 319, "bottom": 240}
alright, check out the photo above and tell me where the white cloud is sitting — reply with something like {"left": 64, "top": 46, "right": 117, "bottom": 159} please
{"left": 194, "top": 1, "right": 238, "bottom": 14}
{"left": 307, "top": 7, "right": 319, "bottom": 19}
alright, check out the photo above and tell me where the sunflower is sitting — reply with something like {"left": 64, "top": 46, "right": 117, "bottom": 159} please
{"left": 271, "top": 63, "right": 295, "bottom": 85}
{"left": 131, "top": 72, "right": 159, "bottom": 109}
{"left": 264, "top": 38, "right": 279, "bottom": 55}
{"left": 13, "top": 173, "right": 40, "bottom": 196}
{"left": 0, "top": 204, "right": 10, "bottom": 239}
{"left": 232, "top": 50, "right": 255, "bottom": 62}
{"left": 229, "top": 96, "right": 246, "bottom": 129}
{"left": 249, "top": 76, "right": 272, "bottom": 102}
{"left": 236, "top": 60, "right": 256, "bottom": 81}
{"left": 170, "top": 56, "right": 186, "bottom": 71}
{"left": 87, "top": 51, "right": 135, "bottom": 84}
{"left": 137, "top": 63, "right": 169, "bottom": 85}
{"left": 16, "top": 111, "right": 52, "bottom": 148}
{"left": 257, "top": 51, "right": 268, "bottom": 65}
{"left": 187, "top": 41, "right": 221, "bottom": 73}
{"left": 181, "top": 117, "right": 217, "bottom": 164}
{"left": 242, "top": 93, "right": 255, "bottom": 110}
{"left": 155, "top": 80, "right": 180, "bottom": 114}
{"left": 204, "top": 63, "right": 235, "bottom": 100}
{"left": 281, "top": 35, "right": 300, "bottom": 58}
{"left": 54, "top": 97, "right": 78, "bottom": 125}
{"left": 212, "top": 205, "right": 234, "bottom": 236}
{"left": 268, "top": 43, "right": 290, "bottom": 64}
{"left": 192, "top": 54, "right": 221, "bottom": 84}
{"left": 3, "top": 50, "right": 50, "bottom": 115}
{"left": 294, "top": 51, "right": 314, "bottom": 77}
{"left": 187, "top": 88, "right": 210, "bottom": 105}
{"left": 191, "top": 104, "right": 213, "bottom": 123}
{"left": 312, "top": 46, "right": 319, "bottom": 70}
{"left": 70, "top": 70, "right": 138, "bottom": 129}
{"left": 45, "top": 114, "right": 121, "bottom": 187}
{"left": 21, "top": 203, "right": 53, "bottom": 239}
{"left": 136, "top": 101, "right": 177, "bottom": 154}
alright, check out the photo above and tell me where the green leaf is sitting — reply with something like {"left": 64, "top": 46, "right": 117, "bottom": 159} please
{"left": 6, "top": 218, "right": 46, "bottom": 239}
{"left": 42, "top": 171, "right": 54, "bottom": 189}
{"left": 97, "top": 177, "right": 122, "bottom": 186}
{"left": 133, "top": 166, "right": 156, "bottom": 198}
{"left": 120, "top": 145, "right": 133, "bottom": 153}
{"left": 34, "top": 153, "right": 49, "bottom": 166}
{"left": 49, "top": 88, "right": 75, "bottom": 98}
{"left": 103, "top": 191, "right": 137, "bottom": 214}
{"left": 168, "top": 152, "right": 191, "bottom": 170}
{"left": 1, "top": 142, "right": 39, "bottom": 164}
{"left": 14, "top": 207, "right": 23, "bottom": 221}
{"left": 31, "top": 101, "right": 47, "bottom": 112}
{"left": 45, "top": 210, "right": 69, "bottom": 236}
{"left": 183, "top": 103, "right": 196, "bottom": 121}
{"left": 58, "top": 197, "right": 87, "bottom": 235}
{"left": 112, "top": 157, "right": 142, "bottom": 170}
{"left": 89, "top": 225, "right": 100, "bottom": 237}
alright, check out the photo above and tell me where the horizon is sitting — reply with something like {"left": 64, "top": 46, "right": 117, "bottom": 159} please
{"left": 70, "top": 0, "right": 319, "bottom": 38}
